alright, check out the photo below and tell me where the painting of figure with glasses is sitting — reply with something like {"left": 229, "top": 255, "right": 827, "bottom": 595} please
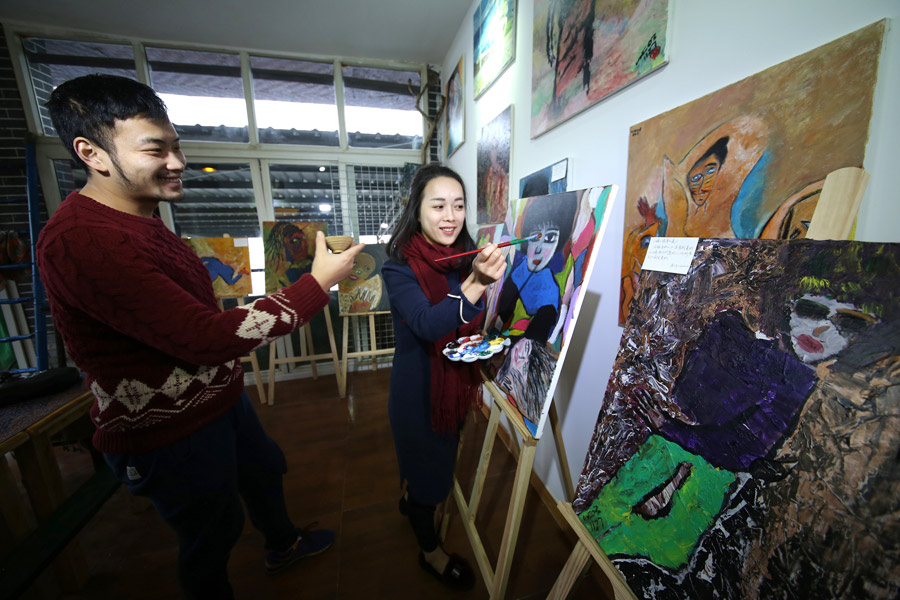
{"left": 575, "top": 238, "right": 900, "bottom": 600}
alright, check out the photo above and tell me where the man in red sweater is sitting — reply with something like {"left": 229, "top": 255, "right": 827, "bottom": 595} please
{"left": 37, "top": 74, "right": 364, "bottom": 599}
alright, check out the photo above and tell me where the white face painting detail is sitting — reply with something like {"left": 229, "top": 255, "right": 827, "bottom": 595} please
{"left": 526, "top": 226, "right": 559, "bottom": 272}
{"left": 789, "top": 294, "right": 876, "bottom": 363}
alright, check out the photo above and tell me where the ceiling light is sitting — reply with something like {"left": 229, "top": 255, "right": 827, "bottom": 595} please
{"left": 202, "top": 166, "right": 216, "bottom": 173}
{"left": 319, "top": 204, "right": 332, "bottom": 212}
{"left": 318, "top": 166, "right": 326, "bottom": 172}
{"left": 380, "top": 222, "right": 389, "bottom": 229}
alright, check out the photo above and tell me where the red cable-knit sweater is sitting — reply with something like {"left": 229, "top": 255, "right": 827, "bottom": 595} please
{"left": 36, "top": 192, "right": 330, "bottom": 454}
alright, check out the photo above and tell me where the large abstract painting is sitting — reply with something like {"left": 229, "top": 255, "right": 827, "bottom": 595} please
{"left": 263, "top": 221, "right": 327, "bottom": 293}
{"left": 575, "top": 238, "right": 900, "bottom": 599}
{"left": 477, "top": 106, "right": 512, "bottom": 224}
{"left": 337, "top": 244, "right": 390, "bottom": 314}
{"left": 183, "top": 237, "right": 252, "bottom": 298}
{"left": 531, "top": 0, "right": 668, "bottom": 138}
{"left": 484, "top": 186, "right": 617, "bottom": 438}
{"left": 619, "top": 20, "right": 884, "bottom": 323}
{"left": 446, "top": 56, "right": 465, "bottom": 158}
{"left": 473, "top": 0, "right": 516, "bottom": 99}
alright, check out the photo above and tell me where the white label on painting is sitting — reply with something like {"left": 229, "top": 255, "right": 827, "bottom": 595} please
{"left": 641, "top": 237, "right": 699, "bottom": 274}
{"left": 232, "top": 238, "right": 249, "bottom": 247}
{"left": 550, "top": 160, "right": 567, "bottom": 182}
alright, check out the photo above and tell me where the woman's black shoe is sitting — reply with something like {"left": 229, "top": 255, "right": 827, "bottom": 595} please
{"left": 418, "top": 551, "right": 475, "bottom": 591}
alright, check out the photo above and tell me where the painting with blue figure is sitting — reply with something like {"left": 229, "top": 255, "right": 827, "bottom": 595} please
{"left": 619, "top": 21, "right": 885, "bottom": 324}
{"left": 183, "top": 237, "right": 252, "bottom": 299}
{"left": 484, "top": 186, "right": 617, "bottom": 438}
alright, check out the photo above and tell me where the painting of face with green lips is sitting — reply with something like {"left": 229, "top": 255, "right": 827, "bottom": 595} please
{"left": 579, "top": 434, "right": 735, "bottom": 568}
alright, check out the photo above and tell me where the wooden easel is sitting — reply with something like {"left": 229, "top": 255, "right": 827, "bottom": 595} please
{"left": 546, "top": 502, "right": 637, "bottom": 600}
{"left": 338, "top": 310, "right": 394, "bottom": 397}
{"left": 218, "top": 297, "right": 267, "bottom": 405}
{"left": 267, "top": 304, "right": 341, "bottom": 404}
{"left": 545, "top": 166, "right": 871, "bottom": 599}
{"left": 453, "top": 375, "right": 575, "bottom": 600}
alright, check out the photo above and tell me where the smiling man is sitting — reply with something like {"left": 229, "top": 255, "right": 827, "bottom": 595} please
{"left": 36, "top": 74, "right": 363, "bottom": 600}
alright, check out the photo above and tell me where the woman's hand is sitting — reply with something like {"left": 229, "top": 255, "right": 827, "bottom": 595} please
{"left": 473, "top": 244, "right": 506, "bottom": 285}
{"left": 461, "top": 244, "right": 505, "bottom": 304}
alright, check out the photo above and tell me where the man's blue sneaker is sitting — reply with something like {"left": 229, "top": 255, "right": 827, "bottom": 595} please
{"left": 265, "top": 526, "right": 335, "bottom": 575}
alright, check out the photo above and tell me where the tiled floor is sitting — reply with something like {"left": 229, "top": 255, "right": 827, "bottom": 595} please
{"left": 25, "top": 368, "right": 611, "bottom": 599}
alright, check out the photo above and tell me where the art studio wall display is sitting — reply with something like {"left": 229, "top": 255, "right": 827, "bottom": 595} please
{"left": 473, "top": 0, "right": 517, "bottom": 99}
{"left": 446, "top": 56, "right": 465, "bottom": 157}
{"left": 183, "top": 236, "right": 252, "bottom": 298}
{"left": 477, "top": 105, "right": 513, "bottom": 224}
{"left": 574, "top": 238, "right": 900, "bottom": 600}
{"left": 519, "top": 158, "right": 568, "bottom": 197}
{"left": 263, "top": 221, "right": 327, "bottom": 294}
{"left": 484, "top": 186, "right": 617, "bottom": 438}
{"left": 337, "top": 244, "right": 390, "bottom": 314}
{"left": 531, "top": 0, "right": 668, "bottom": 138}
{"left": 619, "top": 20, "right": 885, "bottom": 324}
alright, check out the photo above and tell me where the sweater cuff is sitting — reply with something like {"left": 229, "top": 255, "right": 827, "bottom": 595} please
{"left": 279, "top": 273, "right": 331, "bottom": 322}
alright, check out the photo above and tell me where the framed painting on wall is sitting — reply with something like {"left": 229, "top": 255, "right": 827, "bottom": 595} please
{"left": 531, "top": 0, "right": 669, "bottom": 138}
{"left": 446, "top": 56, "right": 465, "bottom": 157}
{"left": 618, "top": 20, "right": 885, "bottom": 324}
{"left": 519, "top": 158, "right": 568, "bottom": 198}
{"left": 476, "top": 105, "right": 513, "bottom": 225}
{"left": 473, "top": 0, "right": 517, "bottom": 99}
{"left": 263, "top": 221, "right": 328, "bottom": 293}
{"left": 575, "top": 238, "right": 900, "bottom": 599}
{"left": 183, "top": 236, "right": 252, "bottom": 298}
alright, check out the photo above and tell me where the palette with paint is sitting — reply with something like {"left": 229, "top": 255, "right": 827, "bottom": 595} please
{"left": 442, "top": 334, "right": 510, "bottom": 362}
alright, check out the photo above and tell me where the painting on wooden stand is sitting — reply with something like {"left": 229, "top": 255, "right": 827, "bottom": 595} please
{"left": 183, "top": 236, "right": 252, "bottom": 298}
{"left": 338, "top": 244, "right": 390, "bottom": 314}
{"left": 575, "top": 238, "right": 900, "bottom": 599}
{"left": 263, "top": 221, "right": 328, "bottom": 293}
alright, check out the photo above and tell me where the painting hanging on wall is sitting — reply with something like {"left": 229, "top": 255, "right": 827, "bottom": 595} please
{"left": 531, "top": 0, "right": 669, "bottom": 138}
{"left": 473, "top": 0, "right": 517, "bottom": 98}
{"left": 446, "top": 56, "right": 465, "bottom": 157}
{"left": 338, "top": 244, "right": 390, "bottom": 314}
{"left": 183, "top": 237, "right": 252, "bottom": 298}
{"left": 477, "top": 106, "right": 513, "bottom": 224}
{"left": 618, "top": 20, "right": 885, "bottom": 324}
{"left": 484, "top": 185, "right": 617, "bottom": 438}
{"left": 263, "top": 221, "right": 328, "bottom": 293}
{"left": 519, "top": 158, "right": 568, "bottom": 198}
{"left": 574, "top": 237, "right": 900, "bottom": 599}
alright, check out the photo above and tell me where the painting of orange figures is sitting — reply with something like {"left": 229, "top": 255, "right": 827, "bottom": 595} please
{"left": 619, "top": 20, "right": 884, "bottom": 323}
{"left": 338, "top": 244, "right": 389, "bottom": 314}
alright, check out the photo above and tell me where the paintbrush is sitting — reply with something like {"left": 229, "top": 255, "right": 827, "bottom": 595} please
{"left": 434, "top": 233, "right": 540, "bottom": 262}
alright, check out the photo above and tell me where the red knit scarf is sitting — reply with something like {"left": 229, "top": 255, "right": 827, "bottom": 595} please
{"left": 403, "top": 233, "right": 483, "bottom": 434}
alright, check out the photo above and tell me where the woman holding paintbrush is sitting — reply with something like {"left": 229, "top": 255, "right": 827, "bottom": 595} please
{"left": 383, "top": 163, "right": 505, "bottom": 591}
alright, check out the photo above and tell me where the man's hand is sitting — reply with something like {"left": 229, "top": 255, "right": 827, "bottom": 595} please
{"left": 310, "top": 231, "right": 366, "bottom": 292}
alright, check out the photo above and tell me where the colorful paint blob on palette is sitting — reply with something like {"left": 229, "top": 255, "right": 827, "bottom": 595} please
{"left": 442, "top": 334, "right": 510, "bottom": 362}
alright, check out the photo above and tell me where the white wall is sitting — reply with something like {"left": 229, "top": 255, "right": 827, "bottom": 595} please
{"left": 442, "top": 0, "right": 900, "bottom": 501}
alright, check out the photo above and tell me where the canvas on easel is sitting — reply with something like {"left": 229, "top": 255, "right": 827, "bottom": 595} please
{"left": 336, "top": 244, "right": 394, "bottom": 397}
{"left": 183, "top": 236, "right": 252, "bottom": 298}
{"left": 573, "top": 238, "right": 900, "bottom": 599}
{"left": 262, "top": 220, "right": 340, "bottom": 401}
{"left": 483, "top": 186, "right": 618, "bottom": 438}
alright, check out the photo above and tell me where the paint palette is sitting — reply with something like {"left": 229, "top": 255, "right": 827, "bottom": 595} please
{"left": 442, "top": 334, "right": 510, "bottom": 362}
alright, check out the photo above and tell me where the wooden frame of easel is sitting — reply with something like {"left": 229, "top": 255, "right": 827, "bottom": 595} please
{"left": 453, "top": 374, "right": 575, "bottom": 600}
{"left": 545, "top": 166, "right": 871, "bottom": 600}
{"left": 218, "top": 297, "right": 267, "bottom": 405}
{"left": 337, "top": 310, "right": 394, "bottom": 397}
{"left": 266, "top": 304, "right": 341, "bottom": 404}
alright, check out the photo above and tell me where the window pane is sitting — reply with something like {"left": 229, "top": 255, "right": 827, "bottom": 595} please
{"left": 270, "top": 164, "right": 343, "bottom": 235}
{"left": 147, "top": 47, "right": 248, "bottom": 143}
{"left": 22, "top": 38, "right": 137, "bottom": 136}
{"left": 172, "top": 162, "right": 260, "bottom": 237}
{"left": 342, "top": 66, "right": 423, "bottom": 149}
{"left": 250, "top": 56, "right": 339, "bottom": 147}
{"left": 352, "top": 163, "right": 418, "bottom": 240}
